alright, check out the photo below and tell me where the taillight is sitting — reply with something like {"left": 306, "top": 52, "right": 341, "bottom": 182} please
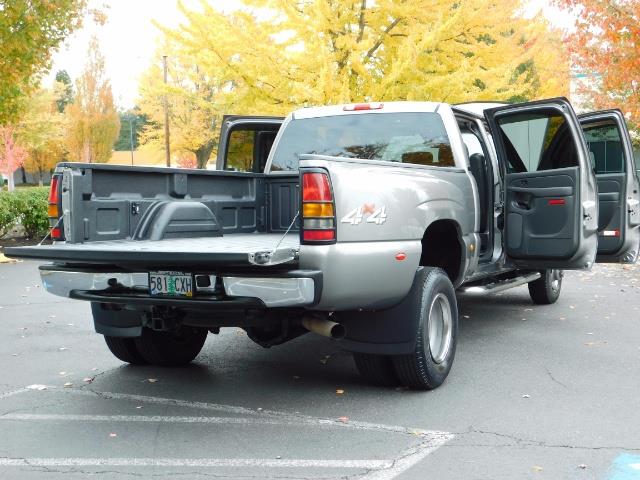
{"left": 48, "top": 174, "right": 64, "bottom": 241}
{"left": 300, "top": 171, "right": 336, "bottom": 244}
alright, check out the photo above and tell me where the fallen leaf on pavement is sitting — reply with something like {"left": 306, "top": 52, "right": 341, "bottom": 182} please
{"left": 147, "top": 378, "right": 158, "bottom": 383}
{"left": 522, "top": 394, "right": 531, "bottom": 398}
{"left": 109, "top": 433, "right": 117, "bottom": 438}
{"left": 63, "top": 382, "right": 73, "bottom": 388}
{"left": 336, "top": 389, "right": 345, "bottom": 395}
{"left": 83, "top": 377, "right": 94, "bottom": 383}
{"left": 578, "top": 464, "right": 587, "bottom": 469}
{"left": 532, "top": 466, "right": 543, "bottom": 472}
{"left": 338, "top": 416, "right": 349, "bottom": 423}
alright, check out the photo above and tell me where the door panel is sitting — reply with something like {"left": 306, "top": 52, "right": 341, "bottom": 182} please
{"left": 579, "top": 110, "right": 640, "bottom": 263}
{"left": 506, "top": 168, "right": 578, "bottom": 259}
{"left": 486, "top": 98, "right": 598, "bottom": 270}
{"left": 216, "top": 116, "right": 284, "bottom": 172}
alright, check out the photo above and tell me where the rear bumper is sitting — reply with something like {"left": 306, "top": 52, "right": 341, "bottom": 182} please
{"left": 39, "top": 266, "right": 321, "bottom": 308}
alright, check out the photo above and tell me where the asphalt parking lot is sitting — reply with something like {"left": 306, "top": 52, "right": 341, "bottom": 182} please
{"left": 0, "top": 259, "right": 639, "bottom": 479}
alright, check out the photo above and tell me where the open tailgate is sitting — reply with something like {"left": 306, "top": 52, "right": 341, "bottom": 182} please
{"left": 4, "top": 233, "right": 299, "bottom": 268}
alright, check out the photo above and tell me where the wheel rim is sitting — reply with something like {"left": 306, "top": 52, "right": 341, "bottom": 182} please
{"left": 427, "top": 293, "right": 453, "bottom": 364}
{"left": 549, "top": 269, "right": 563, "bottom": 293}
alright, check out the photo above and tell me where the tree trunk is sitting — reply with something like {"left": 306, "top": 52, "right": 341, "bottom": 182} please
{"left": 195, "top": 140, "right": 216, "bottom": 169}
{"left": 7, "top": 172, "right": 15, "bottom": 192}
{"left": 20, "top": 166, "right": 27, "bottom": 183}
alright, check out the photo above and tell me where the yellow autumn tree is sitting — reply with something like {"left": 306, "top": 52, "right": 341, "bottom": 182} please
{"left": 157, "top": 0, "right": 568, "bottom": 117}
{"left": 65, "top": 36, "right": 120, "bottom": 163}
{"left": 18, "top": 85, "right": 66, "bottom": 185}
{"left": 137, "top": 40, "right": 221, "bottom": 168}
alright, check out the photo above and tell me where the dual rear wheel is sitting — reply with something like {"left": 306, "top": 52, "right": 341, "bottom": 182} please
{"left": 354, "top": 267, "right": 458, "bottom": 390}
{"left": 104, "top": 326, "right": 208, "bottom": 367}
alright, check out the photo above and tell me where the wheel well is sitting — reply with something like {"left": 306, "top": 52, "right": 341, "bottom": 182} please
{"left": 419, "top": 220, "right": 463, "bottom": 284}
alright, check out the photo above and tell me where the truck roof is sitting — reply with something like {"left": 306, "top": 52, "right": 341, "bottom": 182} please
{"left": 292, "top": 101, "right": 442, "bottom": 119}
{"left": 291, "top": 101, "right": 510, "bottom": 120}
{"left": 452, "top": 101, "right": 508, "bottom": 118}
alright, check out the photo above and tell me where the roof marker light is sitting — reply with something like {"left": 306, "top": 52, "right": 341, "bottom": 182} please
{"left": 343, "top": 103, "right": 384, "bottom": 111}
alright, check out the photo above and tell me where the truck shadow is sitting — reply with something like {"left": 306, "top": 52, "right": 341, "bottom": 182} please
{"left": 89, "top": 288, "right": 544, "bottom": 397}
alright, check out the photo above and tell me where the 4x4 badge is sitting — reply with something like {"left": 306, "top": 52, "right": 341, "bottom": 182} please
{"left": 341, "top": 204, "right": 387, "bottom": 225}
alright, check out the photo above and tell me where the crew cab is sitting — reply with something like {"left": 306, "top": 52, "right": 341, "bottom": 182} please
{"left": 6, "top": 98, "right": 639, "bottom": 389}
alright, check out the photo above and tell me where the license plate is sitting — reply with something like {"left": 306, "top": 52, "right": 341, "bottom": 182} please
{"left": 149, "top": 271, "right": 193, "bottom": 297}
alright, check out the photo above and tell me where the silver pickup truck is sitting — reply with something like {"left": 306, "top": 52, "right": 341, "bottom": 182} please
{"left": 6, "top": 98, "right": 640, "bottom": 390}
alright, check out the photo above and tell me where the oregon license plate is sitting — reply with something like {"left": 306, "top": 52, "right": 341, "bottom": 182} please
{"left": 149, "top": 271, "right": 193, "bottom": 297}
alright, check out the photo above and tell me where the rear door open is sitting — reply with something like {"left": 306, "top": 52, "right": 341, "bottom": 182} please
{"left": 216, "top": 116, "right": 284, "bottom": 172}
{"left": 485, "top": 98, "right": 599, "bottom": 270}
{"left": 579, "top": 110, "right": 640, "bottom": 263}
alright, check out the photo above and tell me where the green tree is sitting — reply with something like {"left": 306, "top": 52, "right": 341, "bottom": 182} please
{"left": 54, "top": 69, "right": 74, "bottom": 113}
{"left": 64, "top": 36, "right": 120, "bottom": 163}
{"left": 113, "top": 109, "right": 147, "bottom": 151}
{"left": 0, "top": 0, "right": 87, "bottom": 124}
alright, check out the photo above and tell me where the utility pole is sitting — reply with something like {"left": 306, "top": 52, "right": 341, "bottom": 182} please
{"left": 129, "top": 115, "right": 135, "bottom": 166}
{"left": 162, "top": 55, "right": 171, "bottom": 167}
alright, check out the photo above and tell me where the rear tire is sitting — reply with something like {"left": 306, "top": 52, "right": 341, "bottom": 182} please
{"left": 104, "top": 336, "right": 148, "bottom": 365}
{"left": 134, "top": 326, "right": 208, "bottom": 366}
{"left": 353, "top": 353, "right": 398, "bottom": 386}
{"left": 528, "top": 269, "right": 563, "bottom": 305}
{"left": 392, "top": 268, "right": 458, "bottom": 390}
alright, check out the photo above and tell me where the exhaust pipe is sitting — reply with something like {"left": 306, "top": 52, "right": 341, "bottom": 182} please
{"left": 302, "top": 315, "right": 346, "bottom": 340}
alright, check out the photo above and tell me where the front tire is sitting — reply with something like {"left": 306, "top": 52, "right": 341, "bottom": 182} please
{"left": 392, "top": 268, "right": 458, "bottom": 390}
{"left": 104, "top": 336, "right": 148, "bottom": 365}
{"left": 528, "top": 269, "right": 563, "bottom": 305}
{"left": 134, "top": 326, "right": 208, "bottom": 366}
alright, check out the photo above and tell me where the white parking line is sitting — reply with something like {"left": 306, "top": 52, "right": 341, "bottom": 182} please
{"left": 0, "top": 388, "right": 30, "bottom": 400}
{"left": 0, "top": 412, "right": 360, "bottom": 427}
{"left": 0, "top": 386, "right": 454, "bottom": 478}
{"left": 0, "top": 457, "right": 391, "bottom": 469}
{"left": 63, "top": 387, "right": 439, "bottom": 436}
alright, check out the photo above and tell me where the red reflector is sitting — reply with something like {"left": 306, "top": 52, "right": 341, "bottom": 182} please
{"left": 51, "top": 227, "right": 62, "bottom": 239}
{"left": 548, "top": 199, "right": 565, "bottom": 205}
{"left": 303, "top": 230, "right": 335, "bottom": 241}
{"left": 343, "top": 102, "right": 384, "bottom": 111}
{"left": 302, "top": 173, "right": 332, "bottom": 202}
{"left": 48, "top": 176, "right": 59, "bottom": 204}
{"left": 395, "top": 253, "right": 407, "bottom": 261}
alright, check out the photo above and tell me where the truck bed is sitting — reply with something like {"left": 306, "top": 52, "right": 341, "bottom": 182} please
{"left": 5, "top": 233, "right": 299, "bottom": 269}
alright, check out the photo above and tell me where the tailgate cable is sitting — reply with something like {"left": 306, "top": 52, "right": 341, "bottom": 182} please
{"left": 38, "top": 216, "right": 63, "bottom": 246}
{"left": 248, "top": 211, "right": 299, "bottom": 266}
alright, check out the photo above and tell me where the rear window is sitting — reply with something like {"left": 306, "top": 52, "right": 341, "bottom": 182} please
{"left": 270, "top": 112, "right": 453, "bottom": 171}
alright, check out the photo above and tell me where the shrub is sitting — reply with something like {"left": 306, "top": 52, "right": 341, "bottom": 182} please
{"left": 0, "top": 191, "right": 19, "bottom": 238}
{"left": 12, "top": 187, "right": 49, "bottom": 238}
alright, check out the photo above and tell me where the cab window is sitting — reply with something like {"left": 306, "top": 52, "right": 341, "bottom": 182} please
{"left": 583, "top": 123, "right": 624, "bottom": 174}
{"left": 496, "top": 111, "right": 579, "bottom": 173}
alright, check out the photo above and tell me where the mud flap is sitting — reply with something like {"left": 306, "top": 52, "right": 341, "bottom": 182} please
{"left": 91, "top": 302, "right": 143, "bottom": 338}
{"left": 337, "top": 267, "right": 428, "bottom": 355}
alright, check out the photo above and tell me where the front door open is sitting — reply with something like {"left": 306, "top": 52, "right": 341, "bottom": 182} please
{"left": 580, "top": 110, "right": 640, "bottom": 263}
{"left": 485, "top": 98, "right": 598, "bottom": 270}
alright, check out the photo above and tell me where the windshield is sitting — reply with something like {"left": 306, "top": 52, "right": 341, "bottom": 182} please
{"left": 269, "top": 112, "right": 453, "bottom": 171}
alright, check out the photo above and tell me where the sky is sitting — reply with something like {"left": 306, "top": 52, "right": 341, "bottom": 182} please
{"left": 46, "top": 0, "right": 575, "bottom": 111}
